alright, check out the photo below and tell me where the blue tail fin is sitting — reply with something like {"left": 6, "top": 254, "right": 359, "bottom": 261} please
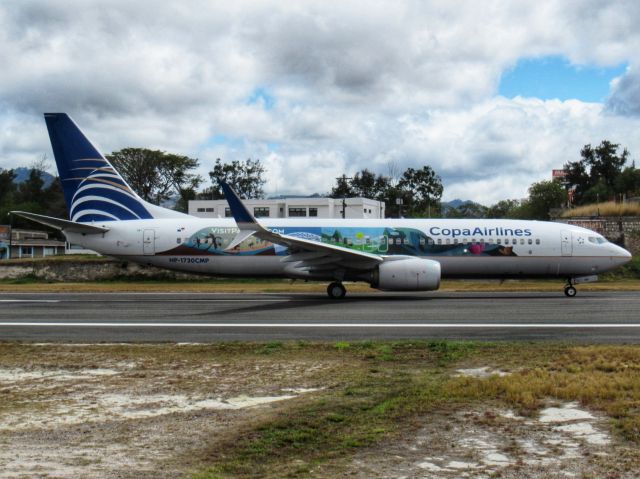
{"left": 45, "top": 113, "right": 163, "bottom": 222}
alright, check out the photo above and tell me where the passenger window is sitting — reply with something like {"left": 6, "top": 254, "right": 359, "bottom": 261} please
{"left": 520, "top": 239, "right": 525, "bottom": 245}
{"left": 419, "top": 238, "right": 426, "bottom": 245}
{"left": 528, "top": 238, "right": 532, "bottom": 245}
{"left": 535, "top": 239, "right": 540, "bottom": 245}
{"left": 497, "top": 239, "right": 501, "bottom": 245}
{"left": 512, "top": 239, "right": 517, "bottom": 245}
{"left": 445, "top": 238, "right": 451, "bottom": 245}
{"left": 437, "top": 239, "right": 442, "bottom": 245}
{"left": 453, "top": 238, "right": 459, "bottom": 244}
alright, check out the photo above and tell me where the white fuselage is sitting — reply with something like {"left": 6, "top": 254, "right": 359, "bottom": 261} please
{"left": 65, "top": 217, "right": 631, "bottom": 281}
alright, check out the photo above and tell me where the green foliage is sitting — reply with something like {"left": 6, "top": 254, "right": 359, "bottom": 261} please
{"left": 444, "top": 201, "right": 488, "bottom": 219}
{"left": 564, "top": 140, "right": 637, "bottom": 205}
{"left": 485, "top": 199, "right": 522, "bottom": 219}
{"left": 0, "top": 166, "right": 67, "bottom": 230}
{"left": 107, "top": 148, "right": 202, "bottom": 209}
{"left": 204, "top": 158, "right": 266, "bottom": 200}
{"left": 518, "top": 180, "right": 568, "bottom": 220}
{"left": 330, "top": 165, "right": 443, "bottom": 218}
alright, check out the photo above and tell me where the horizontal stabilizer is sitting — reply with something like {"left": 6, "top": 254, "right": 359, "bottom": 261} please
{"left": 10, "top": 211, "right": 110, "bottom": 234}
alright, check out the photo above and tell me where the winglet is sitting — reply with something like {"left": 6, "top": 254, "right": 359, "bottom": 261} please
{"left": 218, "top": 179, "right": 257, "bottom": 228}
{"left": 217, "top": 179, "right": 267, "bottom": 250}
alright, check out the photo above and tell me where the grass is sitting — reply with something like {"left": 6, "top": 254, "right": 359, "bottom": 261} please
{"left": 561, "top": 201, "right": 640, "bottom": 217}
{"left": 183, "top": 341, "right": 640, "bottom": 478}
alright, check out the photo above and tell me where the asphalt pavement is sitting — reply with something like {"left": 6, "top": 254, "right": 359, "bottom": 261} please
{"left": 0, "top": 291, "right": 639, "bottom": 342}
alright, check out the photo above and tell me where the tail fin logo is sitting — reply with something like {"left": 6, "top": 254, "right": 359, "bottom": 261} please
{"left": 67, "top": 159, "right": 153, "bottom": 222}
{"left": 45, "top": 113, "right": 153, "bottom": 223}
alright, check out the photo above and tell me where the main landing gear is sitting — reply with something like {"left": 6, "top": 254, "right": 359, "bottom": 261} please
{"left": 327, "top": 281, "right": 347, "bottom": 299}
{"left": 564, "top": 279, "right": 577, "bottom": 297}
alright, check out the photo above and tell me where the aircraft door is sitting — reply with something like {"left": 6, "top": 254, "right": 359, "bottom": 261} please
{"left": 143, "top": 229, "right": 155, "bottom": 255}
{"left": 561, "top": 230, "right": 572, "bottom": 256}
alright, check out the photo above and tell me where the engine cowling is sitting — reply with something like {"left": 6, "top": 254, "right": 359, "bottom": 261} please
{"left": 371, "top": 258, "right": 441, "bottom": 291}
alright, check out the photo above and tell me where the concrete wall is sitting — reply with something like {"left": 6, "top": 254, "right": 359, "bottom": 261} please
{"left": 555, "top": 216, "right": 640, "bottom": 255}
{"left": 0, "top": 258, "right": 204, "bottom": 282}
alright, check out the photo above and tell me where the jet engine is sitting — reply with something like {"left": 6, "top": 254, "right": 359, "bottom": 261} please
{"left": 370, "top": 258, "right": 441, "bottom": 291}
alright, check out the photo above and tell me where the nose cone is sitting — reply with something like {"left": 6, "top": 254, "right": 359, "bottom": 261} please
{"left": 612, "top": 244, "right": 632, "bottom": 265}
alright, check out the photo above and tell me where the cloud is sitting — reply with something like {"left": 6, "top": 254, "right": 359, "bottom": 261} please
{"left": 607, "top": 66, "right": 640, "bottom": 116}
{"left": 1, "top": 0, "right": 640, "bottom": 206}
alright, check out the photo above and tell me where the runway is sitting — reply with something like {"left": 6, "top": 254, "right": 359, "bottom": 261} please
{"left": 0, "top": 291, "right": 639, "bottom": 342}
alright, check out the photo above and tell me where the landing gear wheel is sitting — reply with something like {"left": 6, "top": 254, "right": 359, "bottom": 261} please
{"left": 327, "top": 282, "right": 346, "bottom": 299}
{"left": 564, "top": 285, "right": 577, "bottom": 297}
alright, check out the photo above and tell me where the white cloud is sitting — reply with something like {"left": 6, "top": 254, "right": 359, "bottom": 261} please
{"left": 2, "top": 0, "right": 640, "bottom": 206}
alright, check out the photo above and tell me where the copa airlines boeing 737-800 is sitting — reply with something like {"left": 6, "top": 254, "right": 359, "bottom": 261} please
{"left": 12, "top": 113, "right": 632, "bottom": 298}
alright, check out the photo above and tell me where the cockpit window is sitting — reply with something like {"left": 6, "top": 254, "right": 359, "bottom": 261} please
{"left": 588, "top": 236, "right": 607, "bottom": 244}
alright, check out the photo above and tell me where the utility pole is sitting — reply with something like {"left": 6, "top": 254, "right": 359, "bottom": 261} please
{"left": 335, "top": 176, "right": 352, "bottom": 219}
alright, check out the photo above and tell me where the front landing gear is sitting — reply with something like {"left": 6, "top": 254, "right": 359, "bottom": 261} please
{"left": 564, "top": 279, "right": 577, "bottom": 297}
{"left": 327, "top": 281, "right": 346, "bottom": 299}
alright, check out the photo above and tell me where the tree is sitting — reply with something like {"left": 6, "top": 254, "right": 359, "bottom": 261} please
{"left": 0, "top": 168, "right": 16, "bottom": 205}
{"left": 16, "top": 168, "right": 45, "bottom": 206}
{"left": 614, "top": 164, "right": 640, "bottom": 200}
{"left": 107, "top": 148, "right": 202, "bottom": 208}
{"left": 330, "top": 174, "right": 355, "bottom": 199}
{"left": 444, "top": 201, "right": 488, "bottom": 219}
{"left": 564, "top": 140, "right": 630, "bottom": 205}
{"left": 330, "top": 169, "right": 390, "bottom": 201}
{"left": 397, "top": 166, "right": 443, "bottom": 217}
{"left": 486, "top": 199, "right": 522, "bottom": 219}
{"left": 204, "top": 158, "right": 266, "bottom": 199}
{"left": 520, "top": 180, "right": 567, "bottom": 220}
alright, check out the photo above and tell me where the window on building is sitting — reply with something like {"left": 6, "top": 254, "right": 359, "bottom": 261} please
{"left": 21, "top": 246, "right": 33, "bottom": 256}
{"left": 205, "top": 208, "right": 214, "bottom": 212}
{"left": 288, "top": 207, "right": 307, "bottom": 217}
{"left": 225, "top": 208, "right": 232, "bottom": 217}
{"left": 197, "top": 208, "right": 205, "bottom": 212}
{"left": 309, "top": 207, "right": 318, "bottom": 217}
{"left": 254, "top": 207, "right": 270, "bottom": 217}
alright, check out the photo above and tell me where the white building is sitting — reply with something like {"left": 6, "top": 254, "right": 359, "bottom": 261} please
{"left": 189, "top": 197, "right": 385, "bottom": 219}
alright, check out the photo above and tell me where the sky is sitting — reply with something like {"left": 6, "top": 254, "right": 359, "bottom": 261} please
{"left": 1, "top": 0, "right": 640, "bottom": 205}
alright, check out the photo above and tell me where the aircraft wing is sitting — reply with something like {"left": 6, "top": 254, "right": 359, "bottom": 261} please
{"left": 10, "top": 211, "right": 110, "bottom": 234}
{"left": 218, "top": 181, "right": 382, "bottom": 274}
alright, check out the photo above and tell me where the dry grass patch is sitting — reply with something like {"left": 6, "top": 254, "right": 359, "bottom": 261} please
{"left": 561, "top": 201, "right": 640, "bottom": 217}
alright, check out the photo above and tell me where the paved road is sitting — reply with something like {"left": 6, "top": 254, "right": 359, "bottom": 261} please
{"left": 0, "top": 291, "right": 639, "bottom": 342}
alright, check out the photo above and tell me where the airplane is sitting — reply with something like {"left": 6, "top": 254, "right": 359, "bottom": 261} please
{"left": 11, "top": 113, "right": 632, "bottom": 299}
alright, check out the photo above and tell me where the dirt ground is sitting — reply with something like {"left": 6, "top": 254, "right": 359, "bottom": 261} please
{"left": 0, "top": 345, "right": 637, "bottom": 478}
{"left": 0, "top": 344, "right": 327, "bottom": 478}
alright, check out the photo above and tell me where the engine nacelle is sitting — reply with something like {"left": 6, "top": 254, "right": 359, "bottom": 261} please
{"left": 371, "top": 258, "right": 441, "bottom": 291}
